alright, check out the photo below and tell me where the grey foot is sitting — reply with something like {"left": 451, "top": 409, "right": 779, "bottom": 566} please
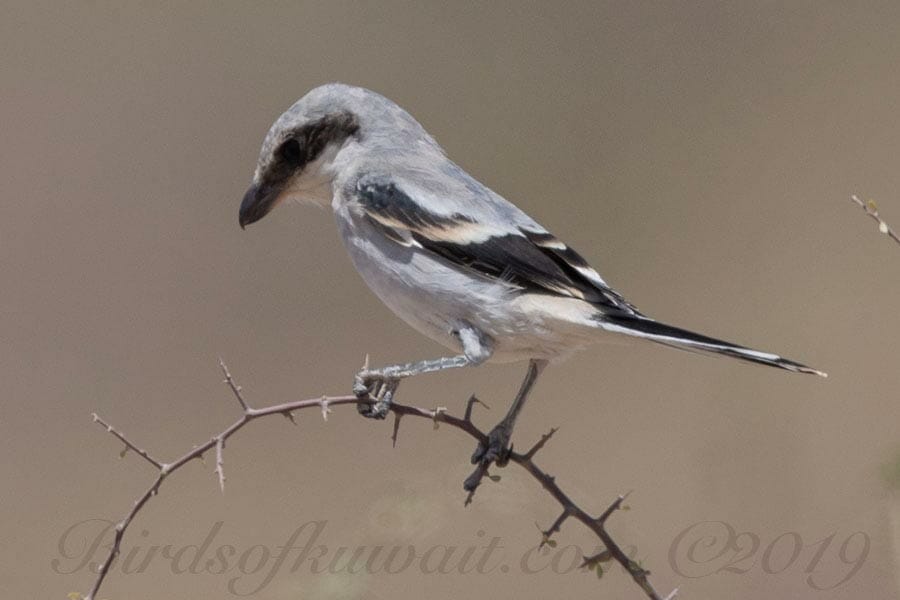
{"left": 470, "top": 423, "right": 512, "bottom": 467}
{"left": 354, "top": 369, "right": 400, "bottom": 420}
{"left": 463, "top": 424, "right": 513, "bottom": 494}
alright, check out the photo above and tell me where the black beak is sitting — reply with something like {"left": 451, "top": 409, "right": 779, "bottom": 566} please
{"left": 239, "top": 182, "right": 279, "bottom": 229}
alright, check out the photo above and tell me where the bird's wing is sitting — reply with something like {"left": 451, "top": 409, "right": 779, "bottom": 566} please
{"left": 352, "top": 175, "right": 640, "bottom": 315}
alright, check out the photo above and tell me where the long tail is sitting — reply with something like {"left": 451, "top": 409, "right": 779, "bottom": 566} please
{"left": 597, "top": 314, "right": 826, "bottom": 377}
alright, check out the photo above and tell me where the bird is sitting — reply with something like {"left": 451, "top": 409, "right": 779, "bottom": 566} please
{"left": 239, "top": 83, "right": 824, "bottom": 489}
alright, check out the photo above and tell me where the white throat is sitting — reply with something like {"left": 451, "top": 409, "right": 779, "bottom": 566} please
{"left": 280, "top": 142, "right": 343, "bottom": 208}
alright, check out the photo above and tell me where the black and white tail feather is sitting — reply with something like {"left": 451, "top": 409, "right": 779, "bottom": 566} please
{"left": 597, "top": 313, "right": 825, "bottom": 376}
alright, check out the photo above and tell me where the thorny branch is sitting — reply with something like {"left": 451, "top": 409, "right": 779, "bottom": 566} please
{"left": 78, "top": 361, "right": 676, "bottom": 600}
{"left": 850, "top": 194, "right": 900, "bottom": 247}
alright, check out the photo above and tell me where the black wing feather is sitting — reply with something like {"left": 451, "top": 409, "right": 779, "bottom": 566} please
{"left": 356, "top": 178, "right": 638, "bottom": 314}
{"left": 357, "top": 179, "right": 474, "bottom": 230}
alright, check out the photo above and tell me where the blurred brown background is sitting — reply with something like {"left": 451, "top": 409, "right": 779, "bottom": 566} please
{"left": 4, "top": 2, "right": 900, "bottom": 598}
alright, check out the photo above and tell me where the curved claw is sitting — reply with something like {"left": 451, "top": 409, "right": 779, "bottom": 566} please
{"left": 470, "top": 424, "right": 512, "bottom": 466}
{"left": 354, "top": 370, "right": 400, "bottom": 420}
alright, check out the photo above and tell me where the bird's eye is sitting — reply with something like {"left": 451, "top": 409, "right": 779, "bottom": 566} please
{"left": 278, "top": 138, "right": 303, "bottom": 166}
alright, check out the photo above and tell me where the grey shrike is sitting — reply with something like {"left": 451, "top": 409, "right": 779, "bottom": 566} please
{"left": 239, "top": 83, "right": 824, "bottom": 485}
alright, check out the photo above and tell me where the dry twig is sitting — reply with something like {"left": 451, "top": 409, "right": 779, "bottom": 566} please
{"left": 850, "top": 194, "right": 900, "bottom": 247}
{"left": 78, "top": 361, "right": 675, "bottom": 600}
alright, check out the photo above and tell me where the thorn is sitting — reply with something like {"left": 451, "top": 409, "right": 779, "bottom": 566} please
{"left": 579, "top": 549, "right": 612, "bottom": 569}
{"left": 538, "top": 531, "right": 557, "bottom": 549}
{"left": 596, "top": 492, "right": 630, "bottom": 525}
{"left": 538, "top": 508, "right": 569, "bottom": 548}
{"left": 522, "top": 426, "right": 558, "bottom": 459}
{"left": 363, "top": 354, "right": 370, "bottom": 371}
{"left": 391, "top": 413, "right": 402, "bottom": 448}
{"left": 464, "top": 395, "right": 489, "bottom": 422}
{"left": 282, "top": 410, "right": 297, "bottom": 425}
{"left": 432, "top": 406, "right": 447, "bottom": 430}
{"left": 320, "top": 398, "right": 331, "bottom": 422}
{"left": 215, "top": 437, "right": 226, "bottom": 494}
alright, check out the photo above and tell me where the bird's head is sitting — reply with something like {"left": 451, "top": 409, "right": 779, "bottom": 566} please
{"left": 239, "top": 83, "right": 443, "bottom": 228}
{"left": 239, "top": 83, "right": 365, "bottom": 228}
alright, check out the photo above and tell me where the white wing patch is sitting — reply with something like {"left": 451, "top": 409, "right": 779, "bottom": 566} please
{"left": 355, "top": 177, "right": 640, "bottom": 315}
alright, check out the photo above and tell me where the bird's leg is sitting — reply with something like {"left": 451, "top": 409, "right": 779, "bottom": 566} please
{"left": 469, "top": 358, "right": 547, "bottom": 470}
{"left": 355, "top": 355, "right": 472, "bottom": 419}
{"left": 355, "top": 325, "right": 491, "bottom": 420}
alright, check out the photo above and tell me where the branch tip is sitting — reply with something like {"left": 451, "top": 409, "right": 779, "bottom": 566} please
{"left": 850, "top": 193, "right": 900, "bottom": 246}
{"left": 538, "top": 508, "right": 570, "bottom": 548}
{"left": 92, "top": 413, "right": 163, "bottom": 469}
{"left": 219, "top": 358, "right": 250, "bottom": 412}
